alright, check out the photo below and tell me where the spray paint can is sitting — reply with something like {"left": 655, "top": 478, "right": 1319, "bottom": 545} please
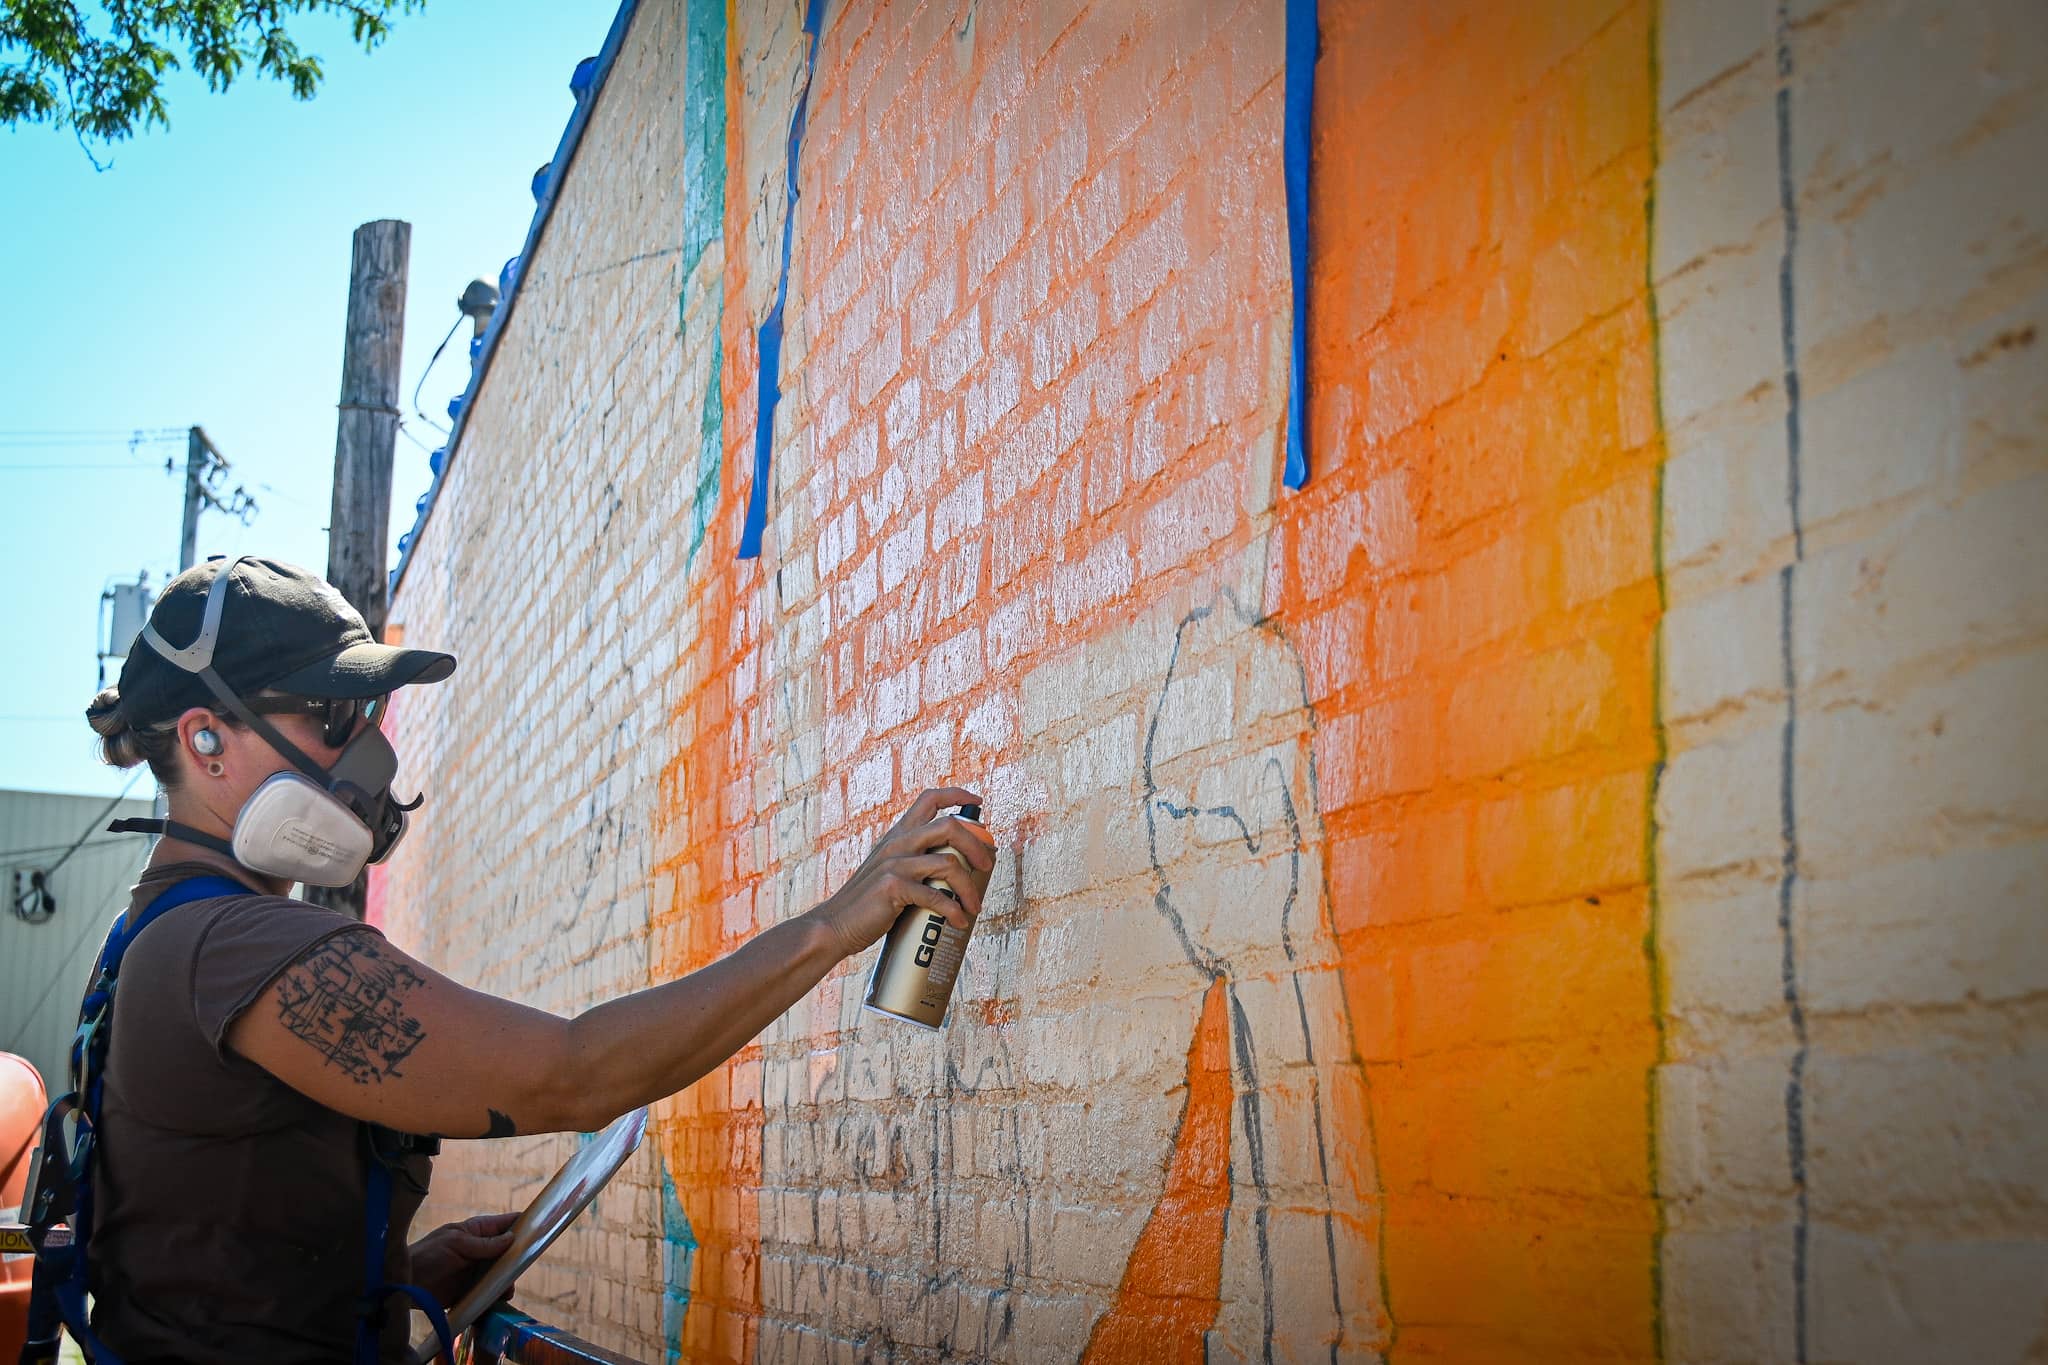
{"left": 863, "top": 804, "right": 982, "bottom": 1028}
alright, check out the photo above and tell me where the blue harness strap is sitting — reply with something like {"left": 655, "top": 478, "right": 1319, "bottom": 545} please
{"left": 21, "top": 874, "right": 249, "bottom": 1365}
{"left": 358, "top": 1127, "right": 454, "bottom": 1365}
{"left": 20, "top": 875, "right": 453, "bottom": 1365}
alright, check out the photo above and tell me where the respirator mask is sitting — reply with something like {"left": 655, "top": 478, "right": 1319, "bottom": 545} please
{"left": 113, "top": 557, "right": 426, "bottom": 887}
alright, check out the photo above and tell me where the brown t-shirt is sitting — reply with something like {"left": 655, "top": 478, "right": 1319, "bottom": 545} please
{"left": 89, "top": 862, "right": 431, "bottom": 1364}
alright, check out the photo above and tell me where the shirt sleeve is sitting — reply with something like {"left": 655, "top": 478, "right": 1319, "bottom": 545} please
{"left": 187, "top": 896, "right": 385, "bottom": 1054}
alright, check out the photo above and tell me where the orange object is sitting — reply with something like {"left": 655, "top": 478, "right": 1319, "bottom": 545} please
{"left": 1, "top": 1052, "right": 50, "bottom": 1359}
{"left": 1081, "top": 979, "right": 1233, "bottom": 1363}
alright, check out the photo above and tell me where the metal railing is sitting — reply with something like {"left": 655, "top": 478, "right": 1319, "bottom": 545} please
{"left": 461, "top": 1306, "right": 643, "bottom": 1365}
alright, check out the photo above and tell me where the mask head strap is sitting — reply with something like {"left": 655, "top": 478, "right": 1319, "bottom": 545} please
{"left": 141, "top": 557, "right": 234, "bottom": 672}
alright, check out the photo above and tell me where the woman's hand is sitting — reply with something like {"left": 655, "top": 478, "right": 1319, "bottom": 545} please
{"left": 811, "top": 787, "right": 997, "bottom": 957}
{"left": 408, "top": 1211, "right": 520, "bottom": 1306}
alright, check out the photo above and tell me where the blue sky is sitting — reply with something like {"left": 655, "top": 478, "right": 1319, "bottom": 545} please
{"left": 1, "top": 1, "right": 623, "bottom": 798}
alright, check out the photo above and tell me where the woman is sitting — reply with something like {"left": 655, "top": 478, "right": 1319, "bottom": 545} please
{"left": 70, "top": 555, "right": 993, "bottom": 1362}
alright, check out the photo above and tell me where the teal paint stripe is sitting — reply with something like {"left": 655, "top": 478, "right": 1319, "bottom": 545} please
{"left": 659, "top": 1163, "right": 697, "bottom": 1365}
{"left": 680, "top": 0, "right": 728, "bottom": 287}
{"left": 682, "top": 0, "right": 728, "bottom": 570}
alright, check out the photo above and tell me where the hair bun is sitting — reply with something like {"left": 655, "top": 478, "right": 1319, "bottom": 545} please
{"left": 87, "top": 686, "right": 147, "bottom": 768}
{"left": 86, "top": 686, "right": 125, "bottom": 736}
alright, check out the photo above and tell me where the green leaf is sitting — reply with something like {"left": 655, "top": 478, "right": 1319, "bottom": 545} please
{"left": 0, "top": 0, "right": 425, "bottom": 145}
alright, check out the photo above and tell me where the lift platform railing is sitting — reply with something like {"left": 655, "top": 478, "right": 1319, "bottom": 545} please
{"left": 459, "top": 1306, "right": 643, "bottom": 1365}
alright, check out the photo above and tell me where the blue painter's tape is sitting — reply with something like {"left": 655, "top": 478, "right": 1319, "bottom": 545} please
{"left": 738, "top": 0, "right": 829, "bottom": 560}
{"left": 1283, "top": 0, "right": 1317, "bottom": 490}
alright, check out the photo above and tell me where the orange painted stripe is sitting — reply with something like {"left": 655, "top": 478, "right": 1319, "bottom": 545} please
{"left": 1081, "top": 977, "right": 1233, "bottom": 1364}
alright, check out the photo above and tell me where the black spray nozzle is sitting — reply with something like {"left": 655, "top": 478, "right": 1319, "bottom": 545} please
{"left": 957, "top": 803, "right": 982, "bottom": 823}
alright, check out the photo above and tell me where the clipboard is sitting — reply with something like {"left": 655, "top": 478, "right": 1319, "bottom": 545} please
{"left": 407, "top": 1106, "right": 647, "bottom": 1364}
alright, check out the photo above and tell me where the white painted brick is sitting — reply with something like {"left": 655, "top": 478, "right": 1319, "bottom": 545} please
{"left": 931, "top": 470, "right": 985, "bottom": 551}
{"left": 1138, "top": 458, "right": 1237, "bottom": 580}
{"left": 1059, "top": 713, "right": 1138, "bottom": 796}
{"left": 1050, "top": 535, "right": 1132, "bottom": 625}
{"left": 1808, "top": 1047, "right": 2048, "bottom": 1223}
{"left": 987, "top": 581, "right": 1046, "bottom": 672}
{"left": 847, "top": 749, "right": 895, "bottom": 815}
{"left": 1657, "top": 0, "right": 1768, "bottom": 112}
{"left": 1663, "top": 571, "right": 1784, "bottom": 730}
{"left": 988, "top": 406, "right": 1058, "bottom": 509}
{"left": 1809, "top": 1226, "right": 2048, "bottom": 1365}
{"left": 1019, "top": 648, "right": 1085, "bottom": 734}
{"left": 901, "top": 721, "right": 954, "bottom": 783}
{"left": 880, "top": 509, "right": 927, "bottom": 593}
{"left": 1661, "top": 883, "right": 1791, "bottom": 1030}
{"left": 1660, "top": 1226, "right": 1798, "bottom": 1365}
{"left": 1797, "top": 648, "right": 2048, "bottom": 873}
{"left": 873, "top": 661, "right": 920, "bottom": 732}
{"left": 923, "top": 627, "right": 985, "bottom": 703}
{"left": 966, "top": 349, "right": 1022, "bottom": 447}
{"left": 1657, "top": 722, "right": 1785, "bottom": 888}
{"left": 929, "top": 304, "right": 984, "bottom": 392}
{"left": 884, "top": 373, "right": 922, "bottom": 449}
{"left": 1654, "top": 239, "right": 1786, "bottom": 435}
{"left": 1801, "top": 840, "right": 2048, "bottom": 1013}
{"left": 1049, "top": 1204, "right": 1142, "bottom": 1289}
{"left": 1795, "top": 477, "right": 2048, "bottom": 697}
{"left": 1147, "top": 662, "right": 1234, "bottom": 764}
{"left": 1653, "top": 56, "right": 1777, "bottom": 283}
{"left": 1660, "top": 1054, "right": 1797, "bottom": 1203}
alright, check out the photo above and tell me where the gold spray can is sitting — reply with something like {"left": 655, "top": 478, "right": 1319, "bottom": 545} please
{"left": 864, "top": 803, "right": 981, "bottom": 1028}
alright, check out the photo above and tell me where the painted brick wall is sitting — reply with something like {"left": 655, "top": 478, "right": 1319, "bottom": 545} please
{"left": 383, "top": 1, "right": 2046, "bottom": 1361}
{"left": 1651, "top": 2, "right": 2048, "bottom": 1361}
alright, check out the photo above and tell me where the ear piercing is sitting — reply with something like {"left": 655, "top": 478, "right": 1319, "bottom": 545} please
{"left": 206, "top": 761, "right": 226, "bottom": 778}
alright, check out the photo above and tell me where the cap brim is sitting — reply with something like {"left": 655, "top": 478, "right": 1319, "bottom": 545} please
{"left": 269, "top": 642, "right": 457, "bottom": 698}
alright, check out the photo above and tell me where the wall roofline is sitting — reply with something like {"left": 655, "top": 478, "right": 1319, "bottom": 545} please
{"left": 389, "top": 0, "right": 644, "bottom": 599}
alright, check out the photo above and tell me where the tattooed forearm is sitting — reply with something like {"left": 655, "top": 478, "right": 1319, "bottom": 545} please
{"left": 273, "top": 935, "right": 427, "bottom": 1084}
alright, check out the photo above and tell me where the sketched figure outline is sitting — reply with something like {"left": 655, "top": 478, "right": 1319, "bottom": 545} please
{"left": 1135, "top": 588, "right": 1384, "bottom": 1364}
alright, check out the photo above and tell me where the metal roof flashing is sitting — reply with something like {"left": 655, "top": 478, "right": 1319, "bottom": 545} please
{"left": 389, "top": 0, "right": 644, "bottom": 600}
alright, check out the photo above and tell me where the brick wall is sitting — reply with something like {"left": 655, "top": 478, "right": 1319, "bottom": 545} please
{"left": 383, "top": 1, "right": 2047, "bottom": 1361}
{"left": 1652, "top": 2, "right": 2048, "bottom": 1361}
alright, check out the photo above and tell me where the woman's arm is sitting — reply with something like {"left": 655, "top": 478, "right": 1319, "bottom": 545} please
{"left": 224, "top": 789, "right": 994, "bottom": 1137}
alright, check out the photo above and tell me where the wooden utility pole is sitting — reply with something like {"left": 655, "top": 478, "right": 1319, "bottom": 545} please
{"left": 180, "top": 428, "right": 206, "bottom": 571}
{"left": 325, "top": 219, "right": 410, "bottom": 641}
{"left": 176, "top": 426, "right": 256, "bottom": 571}
{"left": 317, "top": 219, "right": 409, "bottom": 920}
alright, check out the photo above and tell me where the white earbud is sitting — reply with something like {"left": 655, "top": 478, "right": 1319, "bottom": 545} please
{"left": 192, "top": 729, "right": 223, "bottom": 757}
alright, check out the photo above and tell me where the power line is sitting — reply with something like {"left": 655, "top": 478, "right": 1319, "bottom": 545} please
{"left": 0, "top": 463, "right": 171, "bottom": 473}
{"left": 0, "top": 833, "right": 149, "bottom": 862}
{"left": 0, "top": 427, "right": 185, "bottom": 438}
{"left": 254, "top": 480, "right": 317, "bottom": 510}
{"left": 0, "top": 437, "right": 182, "bottom": 447}
{"left": 0, "top": 439, "right": 184, "bottom": 452}
{"left": 9, "top": 769, "right": 150, "bottom": 925}
{"left": 7, "top": 880, "right": 138, "bottom": 1053}
{"left": 39, "top": 769, "right": 149, "bottom": 880}
{"left": 411, "top": 314, "right": 463, "bottom": 439}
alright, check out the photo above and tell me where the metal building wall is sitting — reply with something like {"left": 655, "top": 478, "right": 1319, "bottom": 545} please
{"left": 0, "top": 789, "right": 157, "bottom": 1094}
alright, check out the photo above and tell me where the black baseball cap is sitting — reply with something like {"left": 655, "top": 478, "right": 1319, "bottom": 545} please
{"left": 112, "top": 556, "right": 456, "bottom": 727}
